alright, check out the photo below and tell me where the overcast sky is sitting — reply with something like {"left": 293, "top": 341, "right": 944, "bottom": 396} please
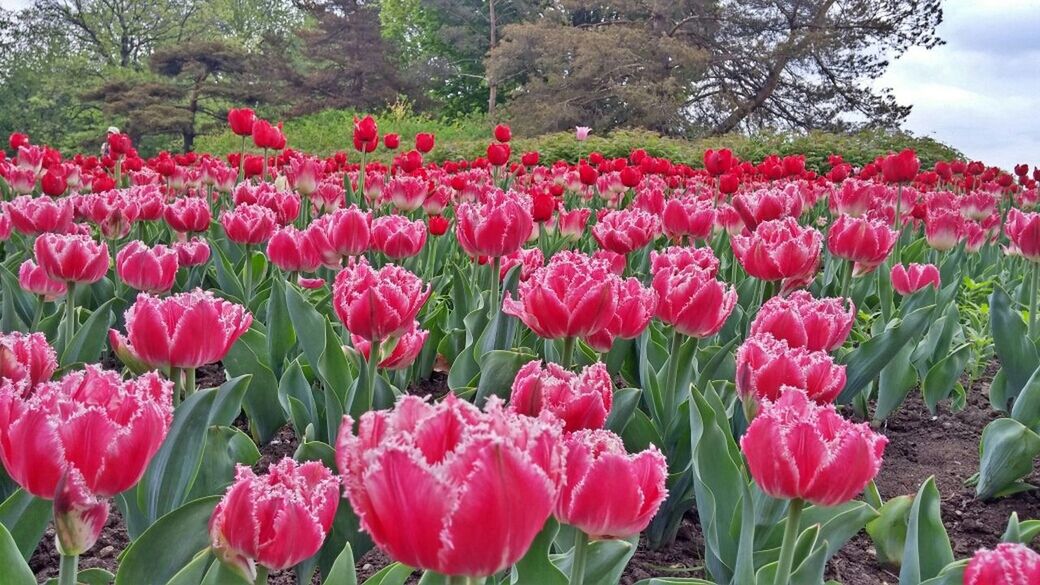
{"left": 2, "top": 0, "right": 1038, "bottom": 168}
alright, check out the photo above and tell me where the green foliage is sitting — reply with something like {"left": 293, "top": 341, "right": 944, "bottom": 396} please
{"left": 196, "top": 108, "right": 960, "bottom": 169}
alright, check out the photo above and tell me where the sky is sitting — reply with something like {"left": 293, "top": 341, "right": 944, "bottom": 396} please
{"left": 1, "top": 0, "right": 1038, "bottom": 168}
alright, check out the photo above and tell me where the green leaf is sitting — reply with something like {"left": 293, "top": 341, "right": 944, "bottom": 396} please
{"left": 1010, "top": 363, "right": 1040, "bottom": 430}
{"left": 358, "top": 563, "right": 414, "bottom": 585}
{"left": 223, "top": 328, "right": 286, "bottom": 442}
{"left": 165, "top": 551, "right": 214, "bottom": 585}
{"left": 200, "top": 559, "right": 251, "bottom": 585}
{"left": 865, "top": 495, "right": 913, "bottom": 568}
{"left": 510, "top": 519, "right": 568, "bottom": 585}
{"left": 115, "top": 496, "right": 221, "bottom": 585}
{"left": 975, "top": 418, "right": 1040, "bottom": 500}
{"left": 60, "top": 298, "right": 115, "bottom": 366}
{"left": 921, "top": 343, "right": 971, "bottom": 414}
{"left": 323, "top": 543, "right": 358, "bottom": 585}
{"left": 1001, "top": 512, "right": 1040, "bottom": 546}
{"left": 990, "top": 286, "right": 1039, "bottom": 410}
{"left": 474, "top": 349, "right": 536, "bottom": 406}
{"left": 0, "top": 522, "right": 35, "bottom": 585}
{"left": 186, "top": 426, "right": 261, "bottom": 502}
{"left": 605, "top": 388, "right": 642, "bottom": 435}
{"left": 838, "top": 305, "right": 933, "bottom": 404}
{"left": 552, "top": 536, "right": 638, "bottom": 585}
{"left": 44, "top": 568, "right": 116, "bottom": 585}
{"left": 266, "top": 277, "right": 296, "bottom": 377}
{"left": 279, "top": 360, "right": 319, "bottom": 437}
{"left": 899, "top": 477, "right": 953, "bottom": 585}
{"left": 211, "top": 245, "right": 246, "bottom": 302}
{"left": 0, "top": 489, "right": 51, "bottom": 560}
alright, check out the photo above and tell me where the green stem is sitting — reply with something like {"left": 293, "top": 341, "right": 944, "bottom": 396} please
{"left": 254, "top": 566, "right": 269, "bottom": 585}
{"left": 561, "top": 336, "right": 576, "bottom": 370}
{"left": 569, "top": 531, "right": 590, "bottom": 585}
{"left": 773, "top": 498, "right": 804, "bottom": 585}
{"left": 238, "top": 135, "right": 246, "bottom": 181}
{"left": 662, "top": 329, "right": 684, "bottom": 430}
{"left": 242, "top": 246, "right": 253, "bottom": 304}
{"left": 359, "top": 152, "right": 368, "bottom": 209}
{"left": 1030, "top": 261, "right": 1039, "bottom": 340}
{"left": 185, "top": 367, "right": 196, "bottom": 397}
{"left": 893, "top": 185, "right": 904, "bottom": 264}
{"left": 170, "top": 366, "right": 182, "bottom": 407}
{"left": 58, "top": 553, "right": 78, "bottom": 585}
{"left": 839, "top": 261, "right": 853, "bottom": 300}
{"left": 489, "top": 256, "right": 500, "bottom": 320}
{"left": 63, "top": 282, "right": 76, "bottom": 352}
{"left": 365, "top": 339, "right": 381, "bottom": 410}
{"left": 31, "top": 296, "right": 45, "bottom": 330}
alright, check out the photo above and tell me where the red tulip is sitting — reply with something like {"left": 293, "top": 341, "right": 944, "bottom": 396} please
{"left": 414, "top": 132, "right": 435, "bottom": 154}
{"left": 336, "top": 394, "right": 565, "bottom": 578}
{"left": 881, "top": 149, "right": 920, "bottom": 183}
{"left": 456, "top": 190, "right": 533, "bottom": 259}
{"left": 34, "top": 234, "right": 109, "bottom": 284}
{"left": 113, "top": 289, "right": 252, "bottom": 369}
{"left": 650, "top": 246, "right": 720, "bottom": 277}
{"left": 7, "top": 195, "right": 74, "bottom": 235}
{"left": 510, "top": 361, "right": 613, "bottom": 432}
{"left": 662, "top": 196, "right": 716, "bottom": 242}
{"left": 266, "top": 226, "right": 322, "bottom": 273}
{"left": 531, "top": 193, "right": 555, "bottom": 223}
{"left": 719, "top": 172, "right": 740, "bottom": 195}
{"left": 164, "top": 197, "right": 212, "bottom": 234}
{"left": 652, "top": 265, "right": 736, "bottom": 338}
{"left": 251, "top": 119, "right": 284, "bottom": 150}
{"left": 371, "top": 215, "right": 427, "bottom": 259}
{"left": 731, "top": 218, "right": 822, "bottom": 289}
{"left": 521, "top": 151, "right": 539, "bottom": 167}
{"left": 383, "top": 133, "right": 400, "bottom": 149}
{"left": 555, "top": 430, "right": 667, "bottom": 538}
{"left": 332, "top": 259, "right": 430, "bottom": 343}
{"left": 116, "top": 240, "right": 179, "bottom": 294}
{"left": 556, "top": 207, "right": 590, "bottom": 240}
{"left": 8, "top": 132, "right": 29, "bottom": 151}
{"left": 499, "top": 247, "right": 544, "bottom": 281}
{"left": 40, "top": 168, "right": 67, "bottom": 196}
{"left": 736, "top": 333, "right": 846, "bottom": 406}
{"left": 740, "top": 388, "right": 886, "bottom": 506}
{"left": 487, "top": 142, "right": 510, "bottom": 166}
{"left": 703, "top": 148, "right": 735, "bottom": 176}
{"left": 749, "top": 291, "right": 855, "bottom": 352}
{"left": 429, "top": 215, "right": 449, "bottom": 236}
{"left": 964, "top": 543, "right": 1040, "bottom": 585}
{"left": 493, "top": 124, "right": 512, "bottom": 142}
{"left": 827, "top": 214, "right": 898, "bottom": 276}
{"left": 0, "top": 366, "right": 172, "bottom": 553}
{"left": 210, "top": 459, "right": 339, "bottom": 579}
{"left": 308, "top": 206, "right": 371, "bottom": 266}
{"left": 0, "top": 331, "right": 56, "bottom": 391}
{"left": 220, "top": 204, "right": 277, "bottom": 246}
{"left": 1005, "top": 208, "right": 1040, "bottom": 262}
{"left": 350, "top": 321, "right": 428, "bottom": 370}
{"left": 592, "top": 208, "right": 660, "bottom": 255}
{"left": 354, "top": 115, "right": 378, "bottom": 143}
{"left": 227, "top": 108, "right": 255, "bottom": 137}
{"left": 503, "top": 251, "right": 620, "bottom": 340}
{"left": 174, "top": 238, "right": 211, "bottom": 267}
{"left": 18, "top": 260, "right": 66, "bottom": 301}
{"left": 890, "top": 263, "right": 940, "bottom": 296}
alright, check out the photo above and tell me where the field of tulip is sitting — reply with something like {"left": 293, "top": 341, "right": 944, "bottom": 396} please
{"left": 0, "top": 114, "right": 1039, "bottom": 585}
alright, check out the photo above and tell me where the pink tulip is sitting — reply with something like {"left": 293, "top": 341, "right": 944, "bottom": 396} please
{"left": 827, "top": 214, "right": 898, "bottom": 276}
{"left": 592, "top": 208, "right": 660, "bottom": 255}
{"left": 890, "top": 263, "right": 940, "bottom": 296}
{"left": 925, "top": 209, "right": 964, "bottom": 251}
{"left": 650, "top": 245, "right": 720, "bottom": 278}
{"left": 336, "top": 394, "right": 564, "bottom": 578}
{"left": 964, "top": 543, "right": 1040, "bottom": 585}
{"left": 456, "top": 190, "right": 533, "bottom": 258}
{"left": 288, "top": 156, "right": 324, "bottom": 196}
{"left": 585, "top": 277, "right": 657, "bottom": 352}
{"left": 661, "top": 196, "right": 716, "bottom": 242}
{"left": 0, "top": 331, "right": 56, "bottom": 391}
{"left": 174, "top": 238, "right": 211, "bottom": 267}
{"left": 653, "top": 266, "right": 736, "bottom": 339}
{"left": 332, "top": 259, "right": 430, "bottom": 343}
{"left": 112, "top": 289, "right": 252, "bottom": 369}
{"left": 740, "top": 387, "right": 887, "bottom": 506}
{"left": 556, "top": 430, "right": 667, "bottom": 538}
{"left": 209, "top": 459, "right": 339, "bottom": 579}
{"left": 18, "top": 259, "right": 67, "bottom": 300}
{"left": 266, "top": 226, "right": 322, "bottom": 274}
{"left": 116, "top": 240, "right": 179, "bottom": 294}
{"left": 749, "top": 291, "right": 854, "bottom": 352}
{"left": 220, "top": 204, "right": 277, "bottom": 246}
{"left": 371, "top": 214, "right": 427, "bottom": 259}
{"left": 736, "top": 334, "right": 846, "bottom": 405}
{"left": 164, "top": 196, "right": 211, "bottom": 233}
{"left": 307, "top": 206, "right": 371, "bottom": 267}
{"left": 385, "top": 175, "right": 428, "bottom": 212}
{"left": 0, "top": 366, "right": 172, "bottom": 553}
{"left": 557, "top": 207, "right": 590, "bottom": 240}
{"left": 731, "top": 218, "right": 821, "bottom": 288}
{"left": 350, "top": 321, "right": 428, "bottom": 370}
{"left": 34, "top": 233, "right": 109, "bottom": 284}
{"left": 502, "top": 251, "right": 619, "bottom": 340}
{"left": 732, "top": 187, "right": 803, "bottom": 229}
{"left": 7, "top": 195, "right": 74, "bottom": 235}
{"left": 510, "top": 361, "right": 613, "bottom": 432}
{"left": 1006, "top": 208, "right": 1040, "bottom": 262}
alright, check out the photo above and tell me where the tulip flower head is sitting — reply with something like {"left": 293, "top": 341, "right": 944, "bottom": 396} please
{"left": 736, "top": 333, "right": 847, "bottom": 407}
{"left": 890, "top": 263, "right": 940, "bottom": 296}
{"left": 731, "top": 218, "right": 821, "bottom": 290}
{"left": 652, "top": 265, "right": 736, "bottom": 339}
{"left": 1006, "top": 208, "right": 1040, "bottom": 262}
{"left": 749, "top": 291, "right": 855, "bottom": 352}
{"left": 371, "top": 214, "right": 428, "bottom": 259}
{"left": 350, "top": 321, "right": 429, "bottom": 371}
{"left": 592, "top": 208, "right": 660, "bottom": 255}
{"left": 827, "top": 214, "right": 898, "bottom": 276}
{"left": 33, "top": 233, "right": 109, "bottom": 285}
{"left": 456, "top": 190, "right": 533, "bottom": 259}
{"left": 18, "top": 259, "right": 67, "bottom": 301}
{"left": 964, "top": 543, "right": 1040, "bottom": 585}
{"left": 116, "top": 240, "right": 179, "bottom": 294}
{"left": 740, "top": 387, "right": 887, "bottom": 506}
{"left": 0, "top": 331, "right": 56, "bottom": 392}
{"left": 336, "top": 394, "right": 565, "bottom": 578}
{"left": 510, "top": 360, "right": 613, "bottom": 432}
{"left": 332, "top": 259, "right": 430, "bottom": 343}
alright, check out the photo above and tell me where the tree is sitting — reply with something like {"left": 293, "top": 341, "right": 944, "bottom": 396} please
{"left": 83, "top": 40, "right": 253, "bottom": 151}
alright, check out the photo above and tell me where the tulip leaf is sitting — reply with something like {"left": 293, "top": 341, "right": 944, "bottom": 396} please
{"left": 1001, "top": 512, "right": 1040, "bottom": 546}
{"left": 552, "top": 535, "right": 638, "bottom": 585}
{"left": 165, "top": 550, "right": 214, "bottom": 585}
{"left": 474, "top": 349, "right": 537, "bottom": 406}
{"left": 200, "top": 559, "right": 251, "bottom": 585}
{"left": 975, "top": 418, "right": 1040, "bottom": 500}
{"left": 921, "top": 343, "right": 971, "bottom": 414}
{"left": 186, "top": 426, "right": 261, "bottom": 502}
{"left": 632, "top": 580, "right": 715, "bottom": 585}
{"left": 60, "top": 298, "right": 115, "bottom": 367}
{"left": 899, "top": 477, "right": 953, "bottom": 585}
{"left": 837, "top": 305, "right": 933, "bottom": 404}
{"left": 606, "top": 388, "right": 642, "bottom": 435}
{"left": 223, "top": 328, "right": 286, "bottom": 443}
{"left": 0, "top": 522, "right": 35, "bottom": 585}
{"left": 0, "top": 488, "right": 51, "bottom": 560}
{"left": 43, "top": 568, "right": 116, "bottom": 585}
{"left": 510, "top": 518, "right": 568, "bottom": 585}
{"left": 266, "top": 277, "right": 296, "bottom": 377}
{"left": 917, "top": 561, "right": 967, "bottom": 585}
{"left": 323, "top": 543, "right": 358, "bottom": 585}
{"left": 865, "top": 495, "right": 913, "bottom": 568}
{"left": 990, "top": 285, "right": 1040, "bottom": 410}
{"left": 874, "top": 344, "right": 918, "bottom": 423}
{"left": 279, "top": 360, "right": 319, "bottom": 438}
{"left": 284, "top": 283, "right": 354, "bottom": 394}
{"left": 115, "top": 496, "right": 221, "bottom": 585}
{"left": 211, "top": 244, "right": 246, "bottom": 303}
{"left": 1010, "top": 363, "right": 1040, "bottom": 430}
{"left": 359, "top": 563, "right": 415, "bottom": 585}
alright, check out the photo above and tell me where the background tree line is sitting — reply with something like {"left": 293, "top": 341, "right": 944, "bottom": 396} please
{"left": 0, "top": 0, "right": 943, "bottom": 155}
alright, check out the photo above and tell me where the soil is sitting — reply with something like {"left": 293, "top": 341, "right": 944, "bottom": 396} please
{"left": 27, "top": 362, "right": 1040, "bottom": 584}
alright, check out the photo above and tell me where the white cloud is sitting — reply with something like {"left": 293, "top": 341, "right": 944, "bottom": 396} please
{"left": 877, "top": 0, "right": 1040, "bottom": 170}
